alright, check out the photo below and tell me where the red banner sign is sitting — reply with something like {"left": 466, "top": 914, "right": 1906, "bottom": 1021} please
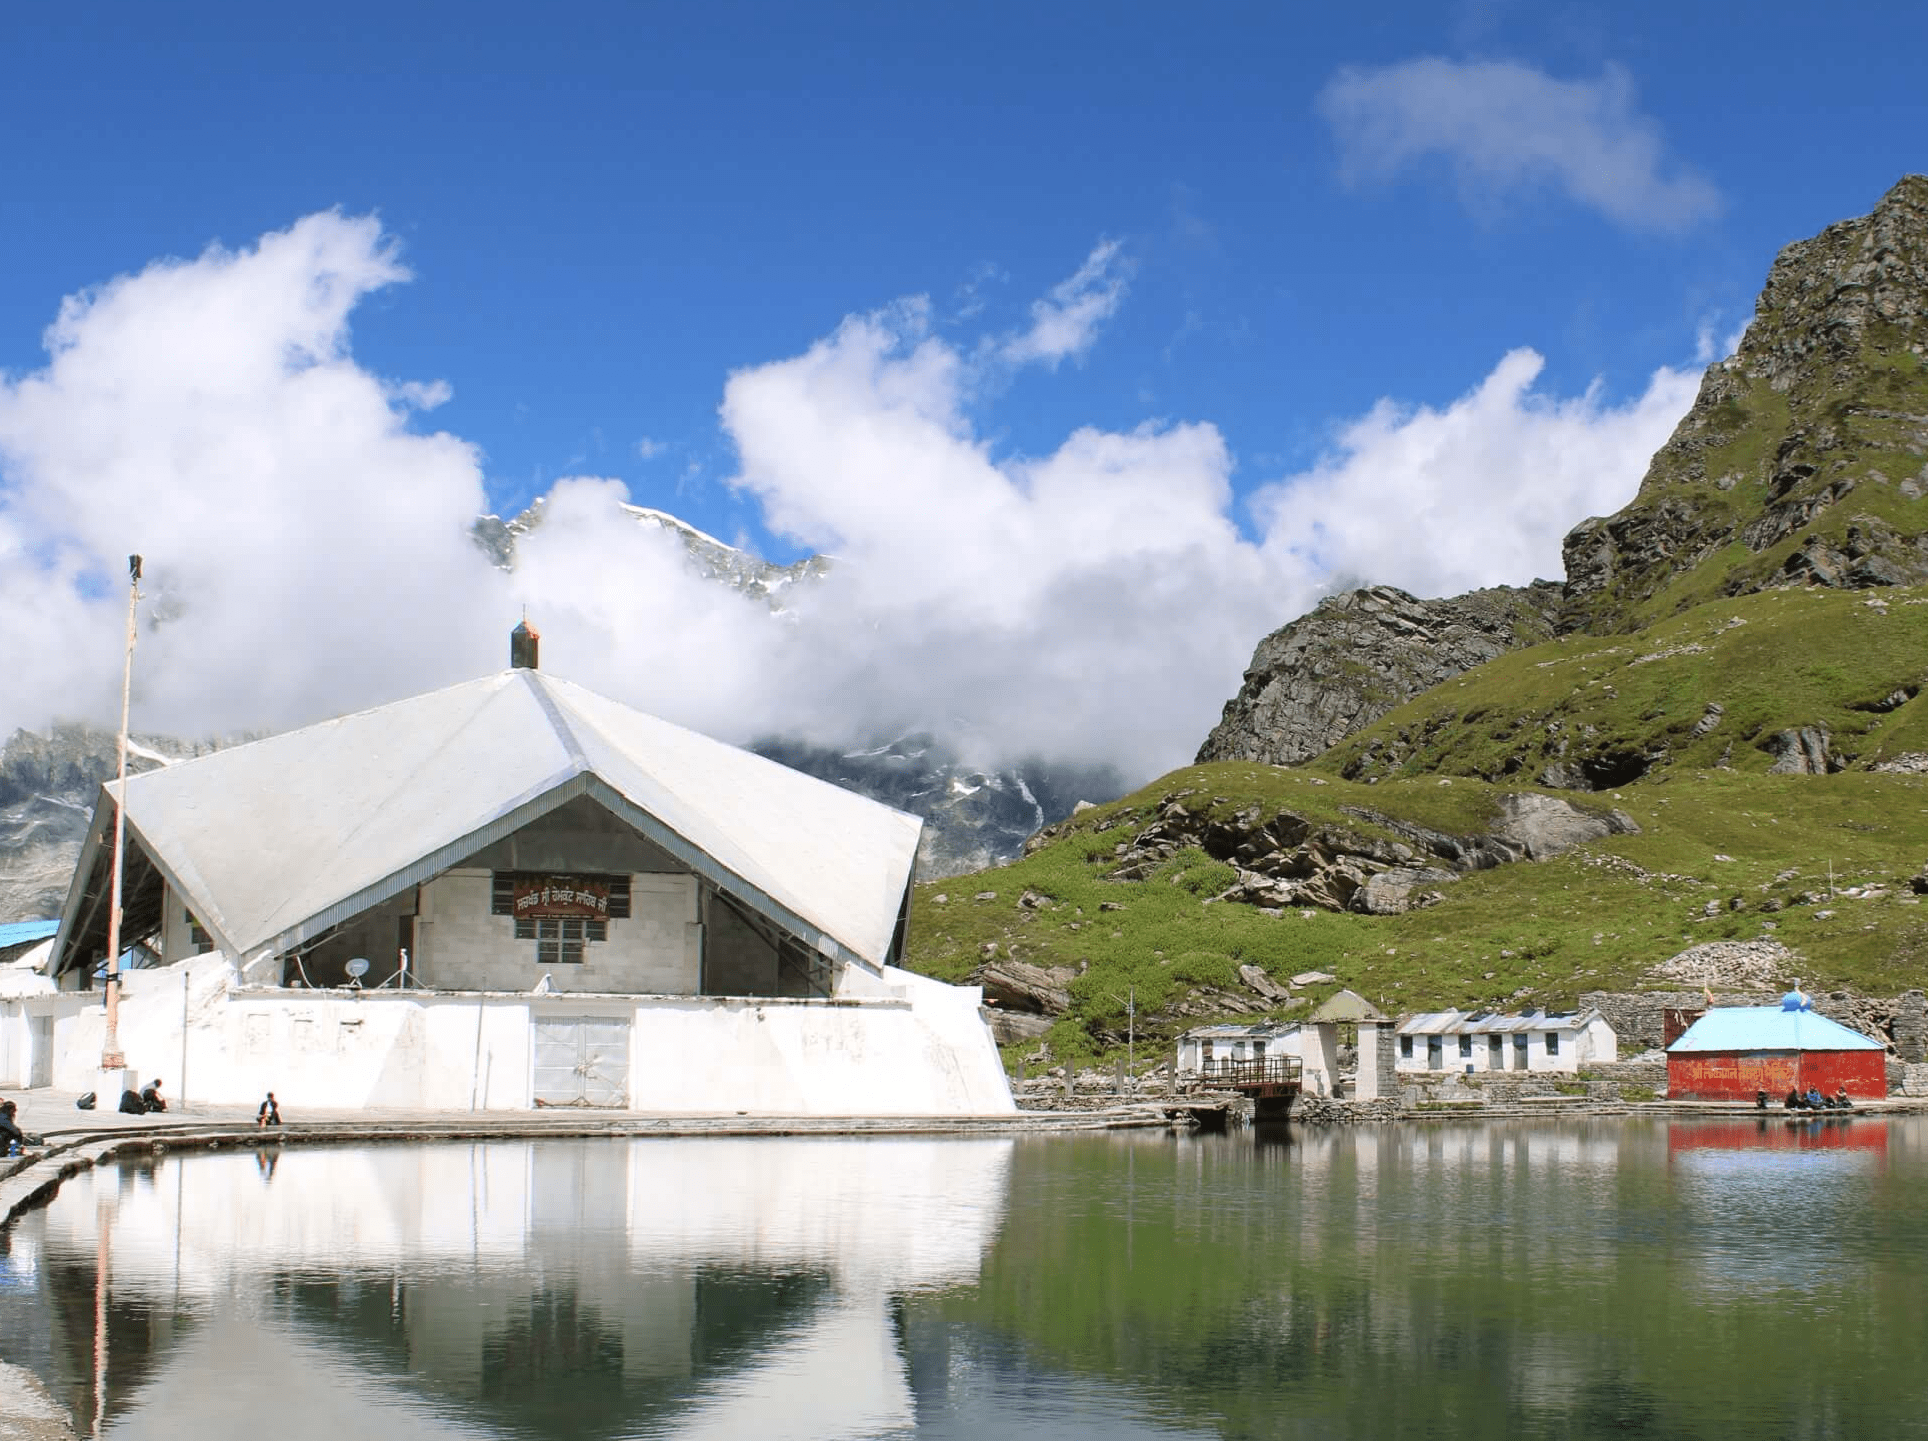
{"left": 512, "top": 877, "right": 610, "bottom": 919}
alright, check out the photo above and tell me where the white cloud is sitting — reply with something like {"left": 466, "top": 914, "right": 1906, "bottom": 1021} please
{"left": 1694, "top": 317, "right": 1748, "bottom": 365}
{"left": 995, "top": 239, "right": 1131, "bottom": 368}
{"left": 0, "top": 214, "right": 1698, "bottom": 785}
{"left": 1318, "top": 58, "right": 1722, "bottom": 232}
{"left": 0, "top": 212, "right": 504, "bottom": 738}
{"left": 635, "top": 436, "right": 666, "bottom": 460}
{"left": 1250, "top": 348, "right": 1700, "bottom": 600}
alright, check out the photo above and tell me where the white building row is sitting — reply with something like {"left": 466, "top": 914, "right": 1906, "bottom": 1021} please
{"left": 1394, "top": 1008, "right": 1617, "bottom": 1075}
{"left": 1176, "top": 1002, "right": 1618, "bottom": 1099}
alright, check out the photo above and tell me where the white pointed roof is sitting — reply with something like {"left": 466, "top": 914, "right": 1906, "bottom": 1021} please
{"left": 78, "top": 669, "right": 922, "bottom": 969}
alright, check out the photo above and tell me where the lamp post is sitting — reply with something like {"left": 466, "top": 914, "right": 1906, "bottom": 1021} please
{"left": 100, "top": 554, "right": 141, "bottom": 1077}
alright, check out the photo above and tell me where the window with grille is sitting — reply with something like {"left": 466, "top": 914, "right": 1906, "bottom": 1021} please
{"left": 518, "top": 917, "right": 590, "bottom": 964}
{"left": 513, "top": 916, "right": 606, "bottom": 946}
{"left": 1546, "top": 1032, "right": 1560, "bottom": 1055}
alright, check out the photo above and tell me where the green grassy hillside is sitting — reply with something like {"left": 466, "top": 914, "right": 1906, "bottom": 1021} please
{"left": 1328, "top": 585, "right": 1928, "bottom": 785}
{"left": 905, "top": 588, "right": 1928, "bottom": 1067}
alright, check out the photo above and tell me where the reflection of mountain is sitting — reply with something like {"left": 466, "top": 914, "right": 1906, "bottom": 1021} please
{"left": 17, "top": 1137, "right": 1012, "bottom": 1441}
{"left": 929, "top": 1121, "right": 1928, "bottom": 1440}
{"left": 23, "top": 1123, "right": 1928, "bottom": 1441}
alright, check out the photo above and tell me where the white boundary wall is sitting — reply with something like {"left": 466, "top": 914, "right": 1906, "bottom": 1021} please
{"left": 22, "top": 956, "right": 1014, "bottom": 1116}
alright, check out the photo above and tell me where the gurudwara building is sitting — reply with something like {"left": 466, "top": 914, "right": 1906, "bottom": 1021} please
{"left": 7, "top": 632, "right": 1013, "bottom": 1116}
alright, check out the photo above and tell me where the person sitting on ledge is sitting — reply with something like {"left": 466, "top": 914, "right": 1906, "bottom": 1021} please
{"left": 1785, "top": 1086, "right": 1803, "bottom": 1110}
{"left": 0, "top": 1100, "right": 25, "bottom": 1155}
{"left": 257, "top": 1092, "right": 281, "bottom": 1128}
{"left": 1836, "top": 1087, "right": 1853, "bottom": 1110}
{"left": 1806, "top": 1086, "right": 1828, "bottom": 1111}
{"left": 1756, "top": 1088, "right": 1769, "bottom": 1110}
{"left": 140, "top": 1078, "right": 166, "bottom": 1113}
{"left": 117, "top": 1087, "right": 146, "bottom": 1115}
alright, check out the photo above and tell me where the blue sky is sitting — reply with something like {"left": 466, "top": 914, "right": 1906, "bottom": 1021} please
{"left": 1, "top": 3, "right": 1925, "bottom": 771}
{"left": 6, "top": 1, "right": 1921, "bottom": 548}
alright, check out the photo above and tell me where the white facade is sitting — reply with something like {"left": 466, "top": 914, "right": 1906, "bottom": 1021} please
{"left": 410, "top": 870, "right": 700, "bottom": 994}
{"left": 1394, "top": 1008, "right": 1616, "bottom": 1076}
{"left": 17, "top": 953, "right": 1012, "bottom": 1115}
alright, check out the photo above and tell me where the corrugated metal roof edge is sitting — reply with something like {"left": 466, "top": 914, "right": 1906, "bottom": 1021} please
{"left": 52, "top": 670, "right": 918, "bottom": 977}
{"left": 232, "top": 769, "right": 902, "bottom": 976}
{"left": 582, "top": 775, "right": 894, "bottom": 971}
{"left": 237, "top": 762, "right": 591, "bottom": 968}
{"left": 1395, "top": 1008, "right": 1606, "bottom": 1036}
{"left": 56, "top": 780, "right": 253, "bottom": 971}
{"left": 49, "top": 796, "right": 111, "bottom": 974}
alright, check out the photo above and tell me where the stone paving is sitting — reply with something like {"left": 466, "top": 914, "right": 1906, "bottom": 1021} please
{"left": 0, "top": 1363, "right": 77, "bottom": 1441}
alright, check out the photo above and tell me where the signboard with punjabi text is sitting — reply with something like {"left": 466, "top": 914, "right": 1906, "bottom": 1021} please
{"left": 512, "top": 877, "right": 611, "bottom": 920}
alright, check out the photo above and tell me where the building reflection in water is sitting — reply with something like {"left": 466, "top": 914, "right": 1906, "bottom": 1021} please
{"left": 7, "top": 1136, "right": 1013, "bottom": 1440}
{"left": 9, "top": 1118, "right": 1924, "bottom": 1441}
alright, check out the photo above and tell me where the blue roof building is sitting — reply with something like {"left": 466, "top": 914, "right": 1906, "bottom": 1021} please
{"left": 0, "top": 919, "right": 59, "bottom": 964}
{"left": 1667, "top": 992, "right": 1887, "bottom": 1100}
{"left": 1668, "top": 1006, "right": 1882, "bottom": 1054}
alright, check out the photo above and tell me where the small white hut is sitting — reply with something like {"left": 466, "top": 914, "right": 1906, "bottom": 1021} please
{"left": 1176, "top": 1022, "right": 1304, "bottom": 1079}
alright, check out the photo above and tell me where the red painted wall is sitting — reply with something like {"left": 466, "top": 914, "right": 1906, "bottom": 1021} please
{"left": 1667, "top": 1050, "right": 1887, "bottom": 1101}
{"left": 1669, "top": 1119, "right": 1889, "bottom": 1154}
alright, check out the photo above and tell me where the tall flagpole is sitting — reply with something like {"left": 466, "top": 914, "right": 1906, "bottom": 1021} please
{"left": 100, "top": 554, "right": 141, "bottom": 1076}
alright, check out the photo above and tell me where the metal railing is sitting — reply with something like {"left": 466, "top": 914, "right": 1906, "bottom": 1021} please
{"left": 1199, "top": 1055, "right": 1304, "bottom": 1086}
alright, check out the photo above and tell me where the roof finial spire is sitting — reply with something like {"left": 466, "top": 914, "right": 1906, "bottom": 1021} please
{"left": 510, "top": 613, "right": 540, "bottom": 670}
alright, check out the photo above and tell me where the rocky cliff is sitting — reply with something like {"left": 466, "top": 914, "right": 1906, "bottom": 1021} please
{"left": 1561, "top": 174, "right": 1928, "bottom": 632}
{"left": 474, "top": 499, "right": 832, "bottom": 609}
{"left": 751, "top": 734, "right": 1120, "bottom": 879}
{"left": 1202, "top": 176, "right": 1928, "bottom": 774}
{"left": 0, "top": 727, "right": 216, "bottom": 922}
{"left": 1196, "top": 582, "right": 1563, "bottom": 766}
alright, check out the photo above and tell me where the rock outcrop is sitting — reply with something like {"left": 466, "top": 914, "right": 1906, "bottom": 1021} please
{"left": 1028, "top": 787, "right": 1637, "bottom": 919}
{"left": 753, "top": 734, "right": 1121, "bottom": 879}
{"left": 1560, "top": 174, "right": 1928, "bottom": 632}
{"left": 1197, "top": 177, "right": 1928, "bottom": 782}
{"left": 1196, "top": 582, "right": 1563, "bottom": 766}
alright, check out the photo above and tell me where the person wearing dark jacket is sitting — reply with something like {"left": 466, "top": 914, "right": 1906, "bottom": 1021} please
{"left": 140, "top": 1079, "right": 166, "bottom": 1113}
{"left": 257, "top": 1092, "right": 281, "bottom": 1128}
{"left": 118, "top": 1088, "right": 146, "bottom": 1115}
{"left": 0, "top": 1100, "right": 25, "bottom": 1154}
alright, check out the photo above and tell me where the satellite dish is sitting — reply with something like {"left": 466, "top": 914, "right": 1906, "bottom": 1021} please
{"left": 345, "top": 958, "right": 370, "bottom": 987}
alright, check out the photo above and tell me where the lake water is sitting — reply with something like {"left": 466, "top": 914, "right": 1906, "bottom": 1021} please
{"left": 4, "top": 1116, "right": 1927, "bottom": 1440}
